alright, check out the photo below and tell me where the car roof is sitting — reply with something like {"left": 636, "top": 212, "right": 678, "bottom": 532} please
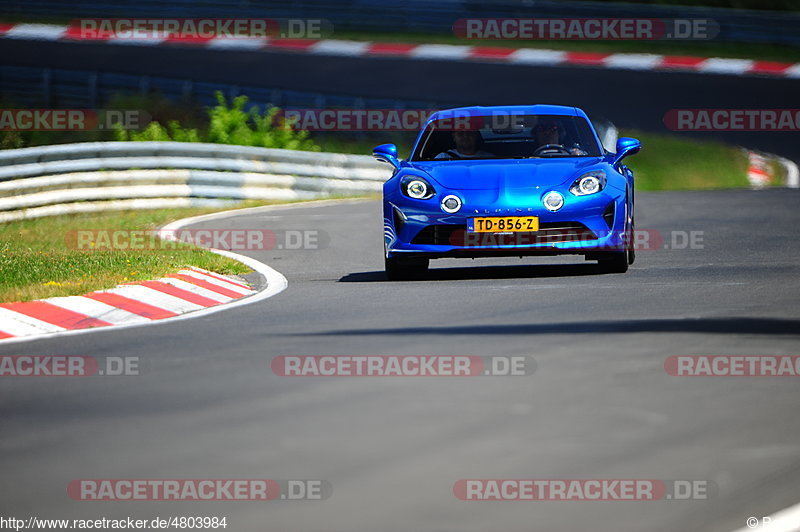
{"left": 426, "top": 105, "right": 586, "bottom": 125}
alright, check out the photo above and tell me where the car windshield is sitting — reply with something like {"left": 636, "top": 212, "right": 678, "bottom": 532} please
{"left": 411, "top": 113, "right": 602, "bottom": 161}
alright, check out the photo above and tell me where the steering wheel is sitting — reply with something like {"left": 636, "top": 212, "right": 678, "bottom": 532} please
{"left": 533, "top": 144, "right": 571, "bottom": 156}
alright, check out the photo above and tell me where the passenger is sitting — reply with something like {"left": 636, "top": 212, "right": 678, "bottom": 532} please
{"left": 435, "top": 130, "right": 493, "bottom": 159}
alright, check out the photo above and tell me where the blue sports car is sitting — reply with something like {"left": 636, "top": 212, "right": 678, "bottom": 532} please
{"left": 374, "top": 105, "right": 641, "bottom": 280}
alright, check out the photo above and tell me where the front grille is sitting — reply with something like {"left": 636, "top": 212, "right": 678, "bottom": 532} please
{"left": 410, "top": 222, "right": 597, "bottom": 246}
{"left": 411, "top": 224, "right": 466, "bottom": 245}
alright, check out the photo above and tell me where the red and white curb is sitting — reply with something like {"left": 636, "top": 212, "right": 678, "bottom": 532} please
{"left": 0, "top": 267, "right": 255, "bottom": 341}
{"left": 747, "top": 151, "right": 772, "bottom": 188}
{"left": 745, "top": 149, "right": 800, "bottom": 189}
{"left": 2, "top": 23, "right": 800, "bottom": 78}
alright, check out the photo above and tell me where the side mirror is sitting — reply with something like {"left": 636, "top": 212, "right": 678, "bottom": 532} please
{"left": 611, "top": 137, "right": 641, "bottom": 165}
{"left": 372, "top": 143, "right": 400, "bottom": 169}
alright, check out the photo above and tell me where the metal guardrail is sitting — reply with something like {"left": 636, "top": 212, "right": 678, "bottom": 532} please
{"left": 2, "top": 0, "right": 799, "bottom": 47}
{"left": 0, "top": 141, "right": 389, "bottom": 222}
{"left": 0, "top": 141, "right": 385, "bottom": 167}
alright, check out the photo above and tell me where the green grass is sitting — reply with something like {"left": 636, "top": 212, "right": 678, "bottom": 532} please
{"left": 0, "top": 207, "right": 257, "bottom": 303}
{"left": 621, "top": 129, "right": 749, "bottom": 190}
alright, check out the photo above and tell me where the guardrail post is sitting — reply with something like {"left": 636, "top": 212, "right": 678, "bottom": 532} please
{"left": 270, "top": 88, "right": 282, "bottom": 108}
{"left": 42, "top": 69, "right": 52, "bottom": 107}
{"left": 182, "top": 80, "right": 193, "bottom": 100}
{"left": 139, "top": 76, "right": 150, "bottom": 97}
{"left": 354, "top": 97, "right": 366, "bottom": 142}
{"left": 88, "top": 72, "right": 98, "bottom": 108}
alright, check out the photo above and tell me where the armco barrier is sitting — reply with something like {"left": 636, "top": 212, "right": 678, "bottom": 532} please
{"left": 0, "top": 141, "right": 390, "bottom": 222}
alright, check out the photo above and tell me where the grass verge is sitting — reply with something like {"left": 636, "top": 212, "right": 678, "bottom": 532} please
{"left": 621, "top": 129, "right": 750, "bottom": 190}
{"left": 0, "top": 204, "right": 265, "bottom": 303}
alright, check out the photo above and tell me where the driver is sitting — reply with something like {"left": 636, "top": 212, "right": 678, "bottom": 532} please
{"left": 435, "top": 130, "right": 493, "bottom": 159}
{"left": 533, "top": 121, "right": 587, "bottom": 156}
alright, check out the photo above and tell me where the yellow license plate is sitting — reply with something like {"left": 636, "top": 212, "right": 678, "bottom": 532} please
{"left": 468, "top": 216, "right": 539, "bottom": 233}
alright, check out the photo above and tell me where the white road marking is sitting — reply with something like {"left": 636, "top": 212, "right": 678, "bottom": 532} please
{"left": 697, "top": 58, "right": 754, "bottom": 74}
{"left": 4, "top": 24, "right": 67, "bottom": 40}
{"left": 0, "top": 307, "right": 65, "bottom": 336}
{"left": 207, "top": 36, "right": 266, "bottom": 50}
{"left": 603, "top": 53, "right": 663, "bottom": 70}
{"left": 45, "top": 296, "right": 151, "bottom": 325}
{"left": 188, "top": 267, "right": 250, "bottom": 289}
{"left": 508, "top": 48, "right": 567, "bottom": 65}
{"left": 311, "top": 39, "right": 371, "bottom": 56}
{"left": 104, "top": 285, "right": 204, "bottom": 313}
{"left": 784, "top": 64, "right": 800, "bottom": 78}
{"left": 410, "top": 44, "right": 472, "bottom": 60}
{"left": 178, "top": 269, "right": 254, "bottom": 295}
{"left": 157, "top": 278, "right": 233, "bottom": 303}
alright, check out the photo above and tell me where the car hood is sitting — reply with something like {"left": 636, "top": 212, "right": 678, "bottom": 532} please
{"left": 410, "top": 158, "right": 604, "bottom": 190}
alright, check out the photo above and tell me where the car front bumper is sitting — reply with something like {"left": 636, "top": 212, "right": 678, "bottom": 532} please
{"left": 384, "top": 190, "right": 628, "bottom": 259}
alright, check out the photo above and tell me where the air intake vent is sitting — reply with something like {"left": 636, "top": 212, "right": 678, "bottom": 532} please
{"left": 393, "top": 207, "right": 405, "bottom": 231}
{"left": 603, "top": 201, "right": 615, "bottom": 229}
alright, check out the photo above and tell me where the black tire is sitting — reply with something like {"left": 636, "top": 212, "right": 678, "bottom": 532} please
{"left": 385, "top": 256, "right": 429, "bottom": 280}
{"left": 598, "top": 252, "right": 629, "bottom": 274}
{"left": 628, "top": 218, "right": 636, "bottom": 265}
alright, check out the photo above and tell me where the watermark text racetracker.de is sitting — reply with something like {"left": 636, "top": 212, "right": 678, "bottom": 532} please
{"left": 278, "top": 109, "right": 469, "bottom": 131}
{"left": 67, "top": 479, "right": 332, "bottom": 501}
{"left": 0, "top": 356, "right": 140, "bottom": 377}
{"left": 454, "top": 479, "right": 717, "bottom": 500}
{"left": 451, "top": 229, "right": 704, "bottom": 251}
{"left": 66, "top": 229, "right": 327, "bottom": 251}
{"left": 453, "top": 18, "right": 718, "bottom": 40}
{"left": 272, "top": 355, "right": 536, "bottom": 376}
{"left": 0, "top": 109, "right": 149, "bottom": 131}
{"left": 665, "top": 355, "right": 800, "bottom": 377}
{"left": 664, "top": 109, "right": 800, "bottom": 131}
{"left": 276, "top": 108, "right": 571, "bottom": 132}
{"left": 74, "top": 18, "right": 333, "bottom": 39}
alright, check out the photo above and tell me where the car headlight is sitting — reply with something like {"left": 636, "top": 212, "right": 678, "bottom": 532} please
{"left": 441, "top": 195, "right": 462, "bottom": 213}
{"left": 401, "top": 176, "right": 435, "bottom": 200}
{"left": 570, "top": 171, "right": 606, "bottom": 196}
{"left": 542, "top": 191, "right": 564, "bottom": 212}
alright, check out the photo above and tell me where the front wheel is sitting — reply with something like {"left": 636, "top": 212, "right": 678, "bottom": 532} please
{"left": 597, "top": 252, "right": 629, "bottom": 274}
{"left": 628, "top": 218, "right": 636, "bottom": 265}
{"left": 385, "top": 256, "right": 429, "bottom": 281}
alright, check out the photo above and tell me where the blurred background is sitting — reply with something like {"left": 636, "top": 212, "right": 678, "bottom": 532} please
{"left": 1, "top": 0, "right": 799, "bottom": 189}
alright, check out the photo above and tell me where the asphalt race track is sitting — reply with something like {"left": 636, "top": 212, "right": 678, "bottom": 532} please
{"left": 1, "top": 38, "right": 800, "bottom": 160}
{"left": 2, "top": 190, "right": 800, "bottom": 531}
